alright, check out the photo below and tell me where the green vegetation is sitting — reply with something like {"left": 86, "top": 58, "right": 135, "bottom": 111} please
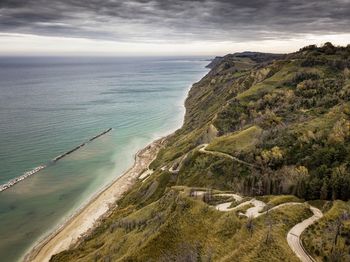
{"left": 52, "top": 190, "right": 311, "bottom": 262}
{"left": 229, "top": 196, "right": 252, "bottom": 208}
{"left": 258, "top": 195, "right": 303, "bottom": 207}
{"left": 54, "top": 43, "right": 350, "bottom": 261}
{"left": 207, "top": 126, "right": 262, "bottom": 155}
{"left": 302, "top": 201, "right": 350, "bottom": 261}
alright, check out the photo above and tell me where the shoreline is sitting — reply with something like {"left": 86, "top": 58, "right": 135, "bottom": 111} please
{"left": 24, "top": 135, "right": 168, "bottom": 262}
{"left": 23, "top": 67, "right": 209, "bottom": 262}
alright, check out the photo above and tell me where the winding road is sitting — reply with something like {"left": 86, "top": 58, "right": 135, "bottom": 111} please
{"left": 166, "top": 142, "right": 323, "bottom": 261}
{"left": 212, "top": 194, "right": 323, "bottom": 261}
{"left": 287, "top": 206, "right": 323, "bottom": 262}
{"left": 197, "top": 143, "right": 323, "bottom": 261}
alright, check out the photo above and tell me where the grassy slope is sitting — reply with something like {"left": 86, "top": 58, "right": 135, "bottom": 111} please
{"left": 207, "top": 125, "right": 262, "bottom": 155}
{"left": 52, "top": 191, "right": 311, "bottom": 262}
{"left": 53, "top": 44, "right": 350, "bottom": 261}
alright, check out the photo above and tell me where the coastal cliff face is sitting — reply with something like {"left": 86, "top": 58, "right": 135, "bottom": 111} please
{"left": 52, "top": 44, "right": 350, "bottom": 261}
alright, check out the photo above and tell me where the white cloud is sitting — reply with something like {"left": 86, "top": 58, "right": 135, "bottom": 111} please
{"left": 0, "top": 32, "right": 349, "bottom": 56}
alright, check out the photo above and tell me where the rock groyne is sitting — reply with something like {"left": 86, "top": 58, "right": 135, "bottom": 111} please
{"left": 0, "top": 128, "right": 113, "bottom": 193}
{"left": 0, "top": 165, "right": 46, "bottom": 192}
{"left": 52, "top": 128, "right": 112, "bottom": 162}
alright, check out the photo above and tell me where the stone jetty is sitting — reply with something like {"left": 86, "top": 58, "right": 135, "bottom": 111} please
{"left": 0, "top": 128, "right": 113, "bottom": 193}
{"left": 52, "top": 128, "right": 112, "bottom": 162}
{"left": 0, "top": 165, "right": 46, "bottom": 192}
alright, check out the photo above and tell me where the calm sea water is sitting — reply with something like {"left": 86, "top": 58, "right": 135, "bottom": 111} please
{"left": 0, "top": 56, "right": 208, "bottom": 261}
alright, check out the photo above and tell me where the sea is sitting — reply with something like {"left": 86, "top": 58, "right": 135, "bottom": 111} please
{"left": 0, "top": 56, "right": 209, "bottom": 261}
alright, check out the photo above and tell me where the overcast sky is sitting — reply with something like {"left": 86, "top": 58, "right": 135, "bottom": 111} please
{"left": 1, "top": 0, "right": 350, "bottom": 55}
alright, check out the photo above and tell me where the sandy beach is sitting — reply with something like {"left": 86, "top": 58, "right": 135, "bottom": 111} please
{"left": 24, "top": 136, "right": 166, "bottom": 262}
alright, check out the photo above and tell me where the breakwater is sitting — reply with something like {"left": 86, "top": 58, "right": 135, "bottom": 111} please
{"left": 52, "top": 128, "right": 112, "bottom": 162}
{"left": 0, "top": 128, "right": 112, "bottom": 193}
{"left": 0, "top": 165, "right": 46, "bottom": 192}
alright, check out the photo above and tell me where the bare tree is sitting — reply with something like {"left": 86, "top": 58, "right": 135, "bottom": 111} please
{"left": 330, "top": 211, "right": 349, "bottom": 255}
{"left": 203, "top": 188, "right": 213, "bottom": 203}
{"left": 189, "top": 187, "right": 195, "bottom": 197}
{"left": 265, "top": 205, "right": 274, "bottom": 244}
{"left": 323, "top": 211, "right": 350, "bottom": 261}
{"left": 246, "top": 216, "right": 254, "bottom": 237}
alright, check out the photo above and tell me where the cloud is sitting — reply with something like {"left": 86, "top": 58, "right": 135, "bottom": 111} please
{"left": 0, "top": 0, "right": 349, "bottom": 43}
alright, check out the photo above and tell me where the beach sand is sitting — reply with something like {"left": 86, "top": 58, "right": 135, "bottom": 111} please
{"left": 24, "top": 136, "right": 166, "bottom": 262}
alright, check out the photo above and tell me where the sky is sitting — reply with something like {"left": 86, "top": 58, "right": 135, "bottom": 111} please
{"left": 0, "top": 0, "right": 350, "bottom": 56}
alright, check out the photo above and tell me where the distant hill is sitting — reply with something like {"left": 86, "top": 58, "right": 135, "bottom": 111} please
{"left": 206, "top": 52, "right": 284, "bottom": 69}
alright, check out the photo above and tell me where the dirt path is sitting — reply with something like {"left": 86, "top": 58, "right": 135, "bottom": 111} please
{"left": 198, "top": 142, "right": 323, "bottom": 261}
{"left": 199, "top": 144, "right": 257, "bottom": 168}
{"left": 287, "top": 206, "right": 323, "bottom": 262}
{"left": 214, "top": 195, "right": 322, "bottom": 262}
{"left": 215, "top": 198, "right": 265, "bottom": 217}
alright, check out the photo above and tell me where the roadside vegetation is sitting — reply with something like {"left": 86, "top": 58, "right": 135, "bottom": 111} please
{"left": 52, "top": 189, "right": 312, "bottom": 262}
{"left": 302, "top": 201, "right": 350, "bottom": 261}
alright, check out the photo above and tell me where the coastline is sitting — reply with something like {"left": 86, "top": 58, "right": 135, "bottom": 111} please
{"left": 22, "top": 65, "right": 209, "bottom": 262}
{"left": 24, "top": 136, "right": 168, "bottom": 262}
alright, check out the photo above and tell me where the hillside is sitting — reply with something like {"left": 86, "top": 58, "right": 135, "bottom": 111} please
{"left": 52, "top": 43, "right": 350, "bottom": 262}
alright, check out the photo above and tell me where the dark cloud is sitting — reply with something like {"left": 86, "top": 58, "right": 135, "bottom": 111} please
{"left": 0, "top": 0, "right": 349, "bottom": 41}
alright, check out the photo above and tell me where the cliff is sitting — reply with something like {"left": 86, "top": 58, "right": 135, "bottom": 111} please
{"left": 52, "top": 43, "right": 350, "bottom": 262}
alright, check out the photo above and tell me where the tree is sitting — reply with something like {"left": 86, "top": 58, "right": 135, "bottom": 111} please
{"left": 322, "top": 42, "right": 336, "bottom": 55}
{"left": 320, "top": 178, "right": 329, "bottom": 200}
{"left": 265, "top": 205, "right": 274, "bottom": 244}
{"left": 203, "top": 188, "right": 213, "bottom": 203}
{"left": 329, "top": 211, "right": 349, "bottom": 260}
{"left": 246, "top": 216, "right": 254, "bottom": 237}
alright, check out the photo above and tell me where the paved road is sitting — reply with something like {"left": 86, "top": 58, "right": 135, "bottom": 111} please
{"left": 287, "top": 206, "right": 323, "bottom": 262}
{"left": 192, "top": 143, "right": 324, "bottom": 262}
{"left": 215, "top": 198, "right": 265, "bottom": 218}
{"left": 214, "top": 196, "right": 323, "bottom": 262}
{"left": 245, "top": 199, "right": 266, "bottom": 218}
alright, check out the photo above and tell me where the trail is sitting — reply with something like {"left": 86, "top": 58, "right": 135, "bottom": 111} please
{"left": 163, "top": 143, "right": 256, "bottom": 175}
{"left": 148, "top": 138, "right": 323, "bottom": 262}
{"left": 287, "top": 206, "right": 323, "bottom": 262}
{"left": 168, "top": 153, "right": 189, "bottom": 174}
{"left": 199, "top": 144, "right": 257, "bottom": 168}
{"left": 215, "top": 198, "right": 265, "bottom": 217}
{"left": 213, "top": 194, "right": 322, "bottom": 261}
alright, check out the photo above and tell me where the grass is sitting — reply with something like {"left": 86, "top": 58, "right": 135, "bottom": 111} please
{"left": 292, "top": 103, "right": 347, "bottom": 134}
{"left": 206, "top": 194, "right": 236, "bottom": 205}
{"left": 117, "top": 170, "right": 176, "bottom": 209}
{"left": 220, "top": 204, "right": 312, "bottom": 262}
{"left": 229, "top": 197, "right": 252, "bottom": 208}
{"left": 206, "top": 125, "right": 262, "bottom": 155}
{"left": 302, "top": 200, "right": 350, "bottom": 261}
{"left": 260, "top": 195, "right": 303, "bottom": 212}
{"left": 233, "top": 203, "right": 255, "bottom": 214}
{"left": 257, "top": 195, "right": 303, "bottom": 206}
{"left": 307, "top": 200, "right": 333, "bottom": 213}
{"left": 149, "top": 127, "right": 204, "bottom": 170}
{"left": 235, "top": 63, "right": 296, "bottom": 100}
{"left": 52, "top": 192, "right": 312, "bottom": 262}
{"left": 176, "top": 150, "right": 251, "bottom": 191}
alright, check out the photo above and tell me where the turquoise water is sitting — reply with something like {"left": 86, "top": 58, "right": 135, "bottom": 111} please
{"left": 0, "top": 57, "right": 208, "bottom": 261}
